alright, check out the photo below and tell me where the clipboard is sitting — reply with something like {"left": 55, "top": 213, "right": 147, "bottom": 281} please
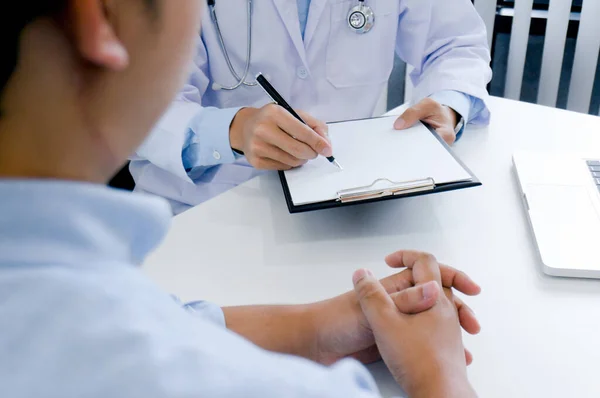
{"left": 278, "top": 116, "right": 481, "bottom": 213}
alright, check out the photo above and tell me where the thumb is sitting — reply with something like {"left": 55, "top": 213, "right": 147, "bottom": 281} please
{"left": 353, "top": 269, "right": 397, "bottom": 329}
{"left": 391, "top": 281, "right": 440, "bottom": 314}
{"left": 394, "top": 107, "right": 424, "bottom": 130}
{"left": 395, "top": 99, "right": 436, "bottom": 130}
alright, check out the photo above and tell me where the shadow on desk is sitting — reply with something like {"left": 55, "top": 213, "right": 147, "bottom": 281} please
{"left": 258, "top": 173, "right": 448, "bottom": 268}
{"left": 262, "top": 173, "right": 442, "bottom": 239}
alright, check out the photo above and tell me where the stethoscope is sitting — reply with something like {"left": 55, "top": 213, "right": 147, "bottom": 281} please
{"left": 207, "top": 0, "right": 375, "bottom": 91}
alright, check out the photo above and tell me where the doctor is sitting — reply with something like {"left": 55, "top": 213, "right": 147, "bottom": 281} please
{"left": 132, "top": 0, "right": 492, "bottom": 213}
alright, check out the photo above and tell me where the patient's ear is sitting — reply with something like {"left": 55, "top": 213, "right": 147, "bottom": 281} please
{"left": 68, "top": 0, "right": 129, "bottom": 70}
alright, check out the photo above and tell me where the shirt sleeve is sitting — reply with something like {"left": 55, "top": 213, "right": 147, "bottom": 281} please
{"left": 142, "top": 314, "right": 386, "bottom": 398}
{"left": 20, "top": 267, "right": 392, "bottom": 398}
{"left": 159, "top": 298, "right": 386, "bottom": 397}
{"left": 181, "top": 107, "right": 242, "bottom": 171}
{"left": 429, "top": 90, "right": 471, "bottom": 123}
{"left": 106, "top": 290, "right": 386, "bottom": 398}
{"left": 182, "top": 300, "right": 226, "bottom": 327}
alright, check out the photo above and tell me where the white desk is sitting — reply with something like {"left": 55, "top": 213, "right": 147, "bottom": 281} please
{"left": 143, "top": 97, "right": 600, "bottom": 398}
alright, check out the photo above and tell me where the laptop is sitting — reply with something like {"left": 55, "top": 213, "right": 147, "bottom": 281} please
{"left": 513, "top": 151, "right": 600, "bottom": 278}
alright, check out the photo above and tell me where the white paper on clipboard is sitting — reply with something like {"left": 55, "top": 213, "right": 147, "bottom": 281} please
{"left": 283, "top": 116, "right": 473, "bottom": 206}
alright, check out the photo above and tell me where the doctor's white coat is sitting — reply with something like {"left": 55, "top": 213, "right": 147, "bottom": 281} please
{"left": 132, "top": 0, "right": 492, "bottom": 212}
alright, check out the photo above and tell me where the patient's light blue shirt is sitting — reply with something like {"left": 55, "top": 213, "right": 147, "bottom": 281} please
{"left": 0, "top": 180, "right": 382, "bottom": 398}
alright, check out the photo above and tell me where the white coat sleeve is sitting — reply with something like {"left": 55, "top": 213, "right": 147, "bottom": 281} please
{"left": 395, "top": 0, "right": 493, "bottom": 124}
{"left": 130, "top": 35, "right": 242, "bottom": 197}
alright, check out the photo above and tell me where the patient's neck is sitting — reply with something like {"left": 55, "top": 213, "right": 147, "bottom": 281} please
{"left": 0, "top": 116, "right": 112, "bottom": 184}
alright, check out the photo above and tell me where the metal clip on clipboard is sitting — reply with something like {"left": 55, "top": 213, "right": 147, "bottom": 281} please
{"left": 336, "top": 177, "right": 436, "bottom": 203}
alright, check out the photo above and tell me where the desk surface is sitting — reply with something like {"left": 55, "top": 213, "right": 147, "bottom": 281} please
{"left": 143, "top": 97, "right": 600, "bottom": 398}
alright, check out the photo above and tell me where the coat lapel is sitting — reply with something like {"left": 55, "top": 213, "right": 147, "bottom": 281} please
{"left": 303, "top": 0, "right": 328, "bottom": 47}
{"left": 271, "top": 0, "right": 308, "bottom": 65}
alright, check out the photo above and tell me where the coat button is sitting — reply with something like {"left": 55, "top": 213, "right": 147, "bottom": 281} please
{"left": 297, "top": 67, "right": 309, "bottom": 79}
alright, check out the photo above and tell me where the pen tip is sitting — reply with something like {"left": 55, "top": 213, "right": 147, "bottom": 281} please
{"left": 333, "top": 160, "right": 343, "bottom": 170}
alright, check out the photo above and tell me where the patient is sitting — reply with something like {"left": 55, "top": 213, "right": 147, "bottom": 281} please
{"left": 0, "top": 1, "right": 480, "bottom": 397}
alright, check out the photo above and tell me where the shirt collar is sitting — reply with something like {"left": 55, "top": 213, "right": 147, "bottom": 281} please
{"left": 0, "top": 179, "right": 172, "bottom": 267}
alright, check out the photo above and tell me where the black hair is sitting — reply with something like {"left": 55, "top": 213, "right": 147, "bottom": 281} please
{"left": 0, "top": 2, "right": 68, "bottom": 98}
{"left": 0, "top": 0, "right": 158, "bottom": 103}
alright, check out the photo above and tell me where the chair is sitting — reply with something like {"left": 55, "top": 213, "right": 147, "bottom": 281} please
{"left": 504, "top": 0, "right": 600, "bottom": 114}
{"left": 401, "top": 0, "right": 600, "bottom": 115}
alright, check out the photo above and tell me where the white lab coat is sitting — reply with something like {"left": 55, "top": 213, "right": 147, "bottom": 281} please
{"left": 132, "top": 0, "right": 492, "bottom": 213}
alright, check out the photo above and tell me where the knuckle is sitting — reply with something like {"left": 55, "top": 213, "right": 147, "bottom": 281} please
{"left": 250, "top": 141, "right": 263, "bottom": 156}
{"left": 418, "top": 252, "right": 437, "bottom": 264}
{"left": 394, "top": 291, "right": 418, "bottom": 313}
{"left": 290, "top": 142, "right": 304, "bottom": 155}
{"left": 395, "top": 288, "right": 411, "bottom": 303}
{"left": 264, "top": 103, "right": 280, "bottom": 118}
{"left": 255, "top": 159, "right": 269, "bottom": 170}
{"left": 253, "top": 142, "right": 268, "bottom": 156}
{"left": 403, "top": 109, "right": 419, "bottom": 122}
{"left": 422, "top": 97, "right": 437, "bottom": 108}
{"left": 256, "top": 110, "right": 269, "bottom": 122}
{"left": 253, "top": 126, "right": 267, "bottom": 139}
{"left": 258, "top": 114, "right": 275, "bottom": 127}
{"left": 292, "top": 143, "right": 312, "bottom": 158}
{"left": 439, "top": 263, "right": 450, "bottom": 273}
{"left": 357, "top": 282, "right": 381, "bottom": 301}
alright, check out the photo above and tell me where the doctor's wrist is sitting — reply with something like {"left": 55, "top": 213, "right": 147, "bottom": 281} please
{"left": 444, "top": 105, "right": 460, "bottom": 129}
{"left": 229, "top": 107, "right": 259, "bottom": 152}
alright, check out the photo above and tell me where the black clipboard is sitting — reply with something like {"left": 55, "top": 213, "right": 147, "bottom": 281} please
{"left": 278, "top": 117, "right": 481, "bottom": 214}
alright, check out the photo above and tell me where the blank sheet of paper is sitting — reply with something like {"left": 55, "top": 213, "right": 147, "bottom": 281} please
{"left": 283, "top": 116, "right": 473, "bottom": 206}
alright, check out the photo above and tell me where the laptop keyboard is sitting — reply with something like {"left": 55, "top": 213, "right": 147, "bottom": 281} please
{"left": 588, "top": 160, "right": 600, "bottom": 192}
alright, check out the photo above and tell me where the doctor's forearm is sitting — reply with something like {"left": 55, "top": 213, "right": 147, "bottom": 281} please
{"left": 222, "top": 304, "right": 319, "bottom": 360}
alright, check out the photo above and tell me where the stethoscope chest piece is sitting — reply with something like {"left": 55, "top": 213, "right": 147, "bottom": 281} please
{"left": 347, "top": 2, "right": 375, "bottom": 34}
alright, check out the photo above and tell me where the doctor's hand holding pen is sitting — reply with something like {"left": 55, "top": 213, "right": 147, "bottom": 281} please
{"left": 229, "top": 104, "right": 332, "bottom": 170}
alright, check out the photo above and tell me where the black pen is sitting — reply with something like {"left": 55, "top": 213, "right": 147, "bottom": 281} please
{"left": 255, "top": 73, "right": 343, "bottom": 170}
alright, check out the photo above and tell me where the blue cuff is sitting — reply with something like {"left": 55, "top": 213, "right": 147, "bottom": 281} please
{"left": 429, "top": 90, "right": 471, "bottom": 123}
{"left": 182, "top": 300, "right": 226, "bottom": 328}
{"left": 182, "top": 107, "right": 243, "bottom": 171}
{"left": 429, "top": 90, "right": 487, "bottom": 140}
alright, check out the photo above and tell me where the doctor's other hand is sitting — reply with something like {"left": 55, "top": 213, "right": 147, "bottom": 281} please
{"left": 353, "top": 253, "right": 477, "bottom": 398}
{"left": 394, "top": 98, "right": 460, "bottom": 145}
{"left": 229, "top": 105, "right": 331, "bottom": 170}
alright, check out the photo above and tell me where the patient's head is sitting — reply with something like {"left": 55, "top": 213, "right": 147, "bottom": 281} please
{"left": 0, "top": 0, "right": 201, "bottom": 182}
